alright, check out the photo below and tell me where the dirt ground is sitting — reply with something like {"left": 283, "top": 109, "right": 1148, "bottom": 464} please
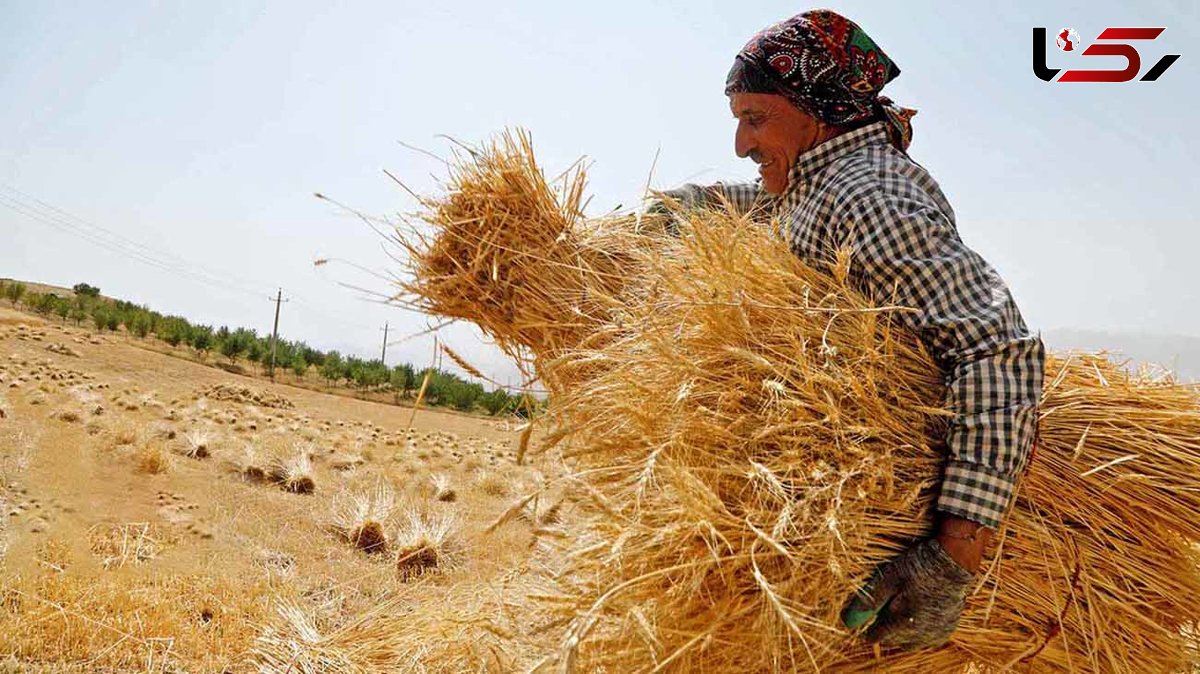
{"left": 0, "top": 306, "right": 558, "bottom": 673}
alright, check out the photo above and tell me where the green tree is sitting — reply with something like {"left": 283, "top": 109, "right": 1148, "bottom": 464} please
{"left": 216, "top": 326, "right": 249, "bottom": 364}
{"left": 131, "top": 313, "right": 152, "bottom": 338}
{"left": 344, "top": 358, "right": 388, "bottom": 392}
{"left": 21, "top": 291, "right": 42, "bottom": 312}
{"left": 390, "top": 363, "right": 417, "bottom": 397}
{"left": 345, "top": 356, "right": 366, "bottom": 388}
{"left": 72, "top": 294, "right": 93, "bottom": 316}
{"left": 89, "top": 304, "right": 108, "bottom": 332}
{"left": 5, "top": 282, "right": 26, "bottom": 305}
{"left": 320, "top": 351, "right": 345, "bottom": 384}
{"left": 191, "top": 325, "right": 214, "bottom": 360}
{"left": 54, "top": 297, "right": 71, "bottom": 322}
{"left": 417, "top": 367, "right": 442, "bottom": 402}
{"left": 300, "top": 344, "right": 325, "bottom": 367}
{"left": 119, "top": 307, "right": 139, "bottom": 334}
{"left": 157, "top": 316, "right": 191, "bottom": 347}
{"left": 245, "top": 338, "right": 266, "bottom": 372}
{"left": 72, "top": 283, "right": 101, "bottom": 298}
{"left": 33, "top": 293, "right": 58, "bottom": 316}
{"left": 480, "top": 388, "right": 514, "bottom": 416}
{"left": 444, "top": 380, "right": 484, "bottom": 412}
{"left": 143, "top": 310, "right": 161, "bottom": 335}
{"left": 234, "top": 328, "right": 257, "bottom": 348}
{"left": 269, "top": 340, "right": 297, "bottom": 376}
{"left": 369, "top": 360, "right": 389, "bottom": 389}
{"left": 290, "top": 353, "right": 308, "bottom": 378}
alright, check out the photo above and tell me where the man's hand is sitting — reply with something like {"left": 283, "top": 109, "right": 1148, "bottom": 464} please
{"left": 840, "top": 517, "right": 987, "bottom": 649}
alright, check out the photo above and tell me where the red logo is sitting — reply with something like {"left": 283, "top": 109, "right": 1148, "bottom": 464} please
{"left": 1056, "top": 28, "right": 1080, "bottom": 51}
{"left": 1033, "top": 27, "right": 1180, "bottom": 82}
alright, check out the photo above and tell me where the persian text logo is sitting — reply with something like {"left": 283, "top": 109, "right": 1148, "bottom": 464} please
{"left": 1033, "top": 27, "right": 1180, "bottom": 82}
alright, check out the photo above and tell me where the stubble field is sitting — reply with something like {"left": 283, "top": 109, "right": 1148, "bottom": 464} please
{"left": 0, "top": 306, "right": 560, "bottom": 673}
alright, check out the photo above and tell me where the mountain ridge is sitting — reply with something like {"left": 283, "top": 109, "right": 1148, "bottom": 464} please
{"left": 1042, "top": 328, "right": 1199, "bottom": 383}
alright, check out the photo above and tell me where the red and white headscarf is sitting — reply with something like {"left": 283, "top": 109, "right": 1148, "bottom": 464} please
{"left": 725, "top": 10, "right": 917, "bottom": 151}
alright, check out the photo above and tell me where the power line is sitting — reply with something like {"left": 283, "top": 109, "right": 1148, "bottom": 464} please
{"left": 0, "top": 192, "right": 270, "bottom": 301}
{"left": 1, "top": 185, "right": 492, "bottom": 377}
{"left": 0, "top": 189, "right": 266, "bottom": 298}
{"left": 287, "top": 294, "right": 381, "bottom": 332}
{"left": 1, "top": 185, "right": 388, "bottom": 333}
{"left": 0, "top": 183, "right": 274, "bottom": 298}
{"left": 0, "top": 194, "right": 190, "bottom": 276}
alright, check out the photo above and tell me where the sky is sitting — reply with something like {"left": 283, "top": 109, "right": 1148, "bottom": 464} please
{"left": 2, "top": 0, "right": 1197, "bottom": 386}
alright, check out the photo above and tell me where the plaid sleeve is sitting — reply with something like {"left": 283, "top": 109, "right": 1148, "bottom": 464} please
{"left": 716, "top": 181, "right": 763, "bottom": 214}
{"left": 646, "top": 182, "right": 763, "bottom": 215}
{"left": 831, "top": 179, "right": 1045, "bottom": 529}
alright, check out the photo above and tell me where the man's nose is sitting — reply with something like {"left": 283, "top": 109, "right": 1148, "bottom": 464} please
{"left": 734, "top": 121, "right": 754, "bottom": 159}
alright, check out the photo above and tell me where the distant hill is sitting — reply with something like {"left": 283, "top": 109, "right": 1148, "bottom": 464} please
{"left": 0, "top": 277, "right": 79, "bottom": 298}
{"left": 1042, "top": 329, "right": 1200, "bottom": 383}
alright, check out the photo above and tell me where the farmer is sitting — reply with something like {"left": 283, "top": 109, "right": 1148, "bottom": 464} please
{"left": 653, "top": 10, "right": 1045, "bottom": 650}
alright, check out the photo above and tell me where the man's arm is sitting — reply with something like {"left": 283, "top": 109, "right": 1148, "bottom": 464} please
{"left": 647, "top": 181, "right": 764, "bottom": 216}
{"left": 834, "top": 188, "right": 1045, "bottom": 533}
{"left": 833, "top": 175, "right": 1044, "bottom": 648}
{"left": 718, "top": 181, "right": 763, "bottom": 214}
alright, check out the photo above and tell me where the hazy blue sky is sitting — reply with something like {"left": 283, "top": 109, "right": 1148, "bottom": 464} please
{"left": 3, "top": 1, "right": 1197, "bottom": 385}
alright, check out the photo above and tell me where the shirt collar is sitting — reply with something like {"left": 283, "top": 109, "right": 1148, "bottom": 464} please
{"left": 785, "top": 121, "right": 891, "bottom": 190}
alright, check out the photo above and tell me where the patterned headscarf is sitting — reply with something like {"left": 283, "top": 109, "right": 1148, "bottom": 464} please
{"left": 725, "top": 10, "right": 917, "bottom": 151}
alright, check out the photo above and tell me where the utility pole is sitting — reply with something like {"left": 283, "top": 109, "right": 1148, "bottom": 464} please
{"left": 268, "top": 289, "right": 287, "bottom": 381}
{"left": 380, "top": 322, "right": 389, "bottom": 364}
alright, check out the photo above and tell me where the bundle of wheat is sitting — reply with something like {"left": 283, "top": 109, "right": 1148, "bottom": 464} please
{"left": 182, "top": 429, "right": 211, "bottom": 459}
{"left": 236, "top": 442, "right": 269, "bottom": 483}
{"left": 396, "top": 131, "right": 1200, "bottom": 672}
{"left": 430, "top": 473, "right": 457, "bottom": 503}
{"left": 529, "top": 213, "right": 1200, "bottom": 672}
{"left": 395, "top": 130, "right": 658, "bottom": 388}
{"left": 393, "top": 510, "right": 459, "bottom": 580}
{"left": 268, "top": 449, "right": 316, "bottom": 495}
{"left": 331, "top": 482, "right": 395, "bottom": 554}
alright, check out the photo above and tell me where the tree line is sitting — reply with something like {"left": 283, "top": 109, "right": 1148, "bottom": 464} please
{"left": 0, "top": 279, "right": 531, "bottom": 416}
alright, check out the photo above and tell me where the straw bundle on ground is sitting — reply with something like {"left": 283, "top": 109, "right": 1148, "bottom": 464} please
{"left": 332, "top": 482, "right": 396, "bottom": 554}
{"left": 396, "top": 131, "right": 1200, "bottom": 672}
{"left": 268, "top": 448, "right": 317, "bottom": 494}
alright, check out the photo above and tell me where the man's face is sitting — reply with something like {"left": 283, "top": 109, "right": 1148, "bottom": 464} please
{"left": 730, "top": 92, "right": 831, "bottom": 195}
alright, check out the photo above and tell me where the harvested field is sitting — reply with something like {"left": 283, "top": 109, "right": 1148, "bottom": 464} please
{"left": 0, "top": 306, "right": 551, "bottom": 672}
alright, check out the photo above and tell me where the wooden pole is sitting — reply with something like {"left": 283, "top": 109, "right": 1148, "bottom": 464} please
{"left": 380, "top": 322, "right": 389, "bottom": 363}
{"left": 268, "top": 289, "right": 283, "bottom": 381}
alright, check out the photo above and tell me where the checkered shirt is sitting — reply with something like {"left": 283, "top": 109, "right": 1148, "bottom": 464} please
{"left": 670, "top": 122, "right": 1044, "bottom": 528}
